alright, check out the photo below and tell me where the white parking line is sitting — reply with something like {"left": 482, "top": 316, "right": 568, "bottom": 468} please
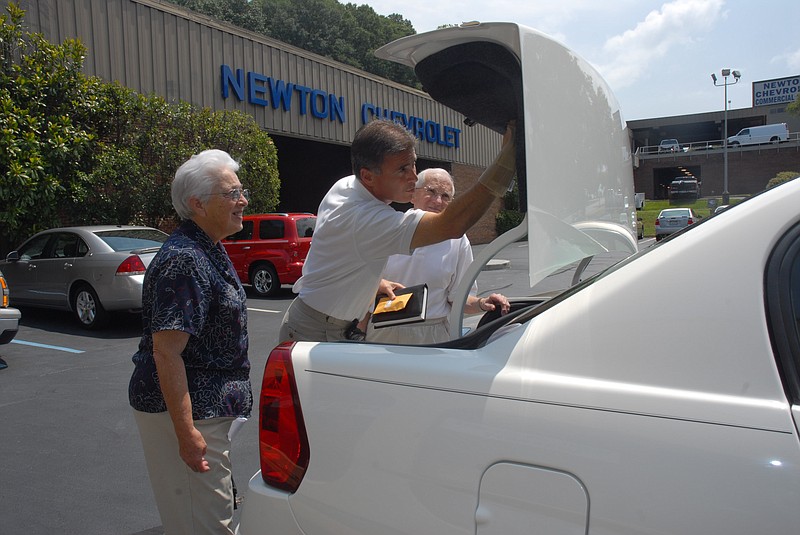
{"left": 11, "top": 339, "right": 85, "bottom": 354}
{"left": 247, "top": 307, "right": 282, "bottom": 314}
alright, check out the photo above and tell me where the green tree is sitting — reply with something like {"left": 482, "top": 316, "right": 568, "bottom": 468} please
{"left": 0, "top": 2, "right": 280, "bottom": 253}
{"left": 787, "top": 97, "right": 799, "bottom": 116}
{"left": 168, "top": 0, "right": 419, "bottom": 88}
{"left": 344, "top": 4, "right": 418, "bottom": 86}
{"left": 68, "top": 83, "right": 280, "bottom": 229}
{"left": 0, "top": 2, "right": 98, "bottom": 252}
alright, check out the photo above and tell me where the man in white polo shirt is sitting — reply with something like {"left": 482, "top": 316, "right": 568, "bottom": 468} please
{"left": 278, "top": 119, "right": 515, "bottom": 343}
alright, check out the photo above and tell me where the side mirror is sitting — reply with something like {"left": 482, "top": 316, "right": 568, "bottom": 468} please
{"left": 5, "top": 251, "right": 19, "bottom": 262}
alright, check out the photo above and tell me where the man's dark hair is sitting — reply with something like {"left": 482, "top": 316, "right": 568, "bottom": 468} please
{"left": 351, "top": 120, "right": 416, "bottom": 177}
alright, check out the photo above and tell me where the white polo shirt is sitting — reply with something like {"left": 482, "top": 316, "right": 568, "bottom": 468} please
{"left": 380, "top": 235, "right": 478, "bottom": 320}
{"left": 293, "top": 175, "right": 425, "bottom": 321}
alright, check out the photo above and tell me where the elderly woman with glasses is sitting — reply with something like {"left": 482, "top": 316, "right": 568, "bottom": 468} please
{"left": 129, "top": 149, "right": 252, "bottom": 535}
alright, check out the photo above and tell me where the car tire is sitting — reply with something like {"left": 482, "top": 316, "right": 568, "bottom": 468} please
{"left": 72, "top": 284, "right": 109, "bottom": 329}
{"left": 251, "top": 263, "right": 280, "bottom": 297}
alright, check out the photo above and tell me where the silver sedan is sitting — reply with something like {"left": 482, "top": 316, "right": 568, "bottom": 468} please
{"left": 654, "top": 207, "right": 698, "bottom": 241}
{"left": 0, "top": 226, "right": 168, "bottom": 329}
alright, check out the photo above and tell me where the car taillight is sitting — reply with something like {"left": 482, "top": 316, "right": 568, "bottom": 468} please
{"left": 654, "top": 219, "right": 660, "bottom": 226}
{"left": 259, "top": 341, "right": 309, "bottom": 493}
{"left": 687, "top": 218, "right": 694, "bottom": 225}
{"left": 0, "top": 276, "right": 8, "bottom": 307}
{"left": 116, "top": 255, "right": 147, "bottom": 276}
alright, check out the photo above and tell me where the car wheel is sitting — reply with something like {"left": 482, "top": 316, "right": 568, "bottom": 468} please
{"left": 251, "top": 263, "right": 280, "bottom": 297}
{"left": 72, "top": 284, "right": 109, "bottom": 329}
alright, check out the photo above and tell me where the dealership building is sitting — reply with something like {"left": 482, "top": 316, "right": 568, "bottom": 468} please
{"left": 20, "top": 0, "right": 800, "bottom": 241}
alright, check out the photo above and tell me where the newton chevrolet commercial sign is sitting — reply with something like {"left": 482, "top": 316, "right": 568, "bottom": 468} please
{"left": 753, "top": 75, "right": 799, "bottom": 107}
{"left": 220, "top": 65, "right": 462, "bottom": 148}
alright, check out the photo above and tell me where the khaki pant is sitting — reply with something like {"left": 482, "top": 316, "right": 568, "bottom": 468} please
{"left": 134, "top": 410, "right": 235, "bottom": 535}
{"left": 278, "top": 297, "right": 353, "bottom": 343}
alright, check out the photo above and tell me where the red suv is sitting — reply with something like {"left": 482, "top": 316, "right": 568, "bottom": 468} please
{"left": 223, "top": 213, "right": 316, "bottom": 297}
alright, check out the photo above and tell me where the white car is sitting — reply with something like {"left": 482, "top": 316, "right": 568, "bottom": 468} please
{"left": 237, "top": 23, "right": 800, "bottom": 535}
{"left": 0, "top": 269, "right": 21, "bottom": 345}
{"left": 658, "top": 138, "right": 681, "bottom": 152}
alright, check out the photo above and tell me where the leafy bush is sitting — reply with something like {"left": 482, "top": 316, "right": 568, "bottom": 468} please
{"left": 766, "top": 171, "right": 799, "bottom": 190}
{"left": 496, "top": 209, "right": 525, "bottom": 235}
{"left": 495, "top": 181, "right": 524, "bottom": 235}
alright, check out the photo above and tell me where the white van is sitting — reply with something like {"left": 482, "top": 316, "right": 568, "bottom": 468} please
{"left": 727, "top": 123, "right": 789, "bottom": 146}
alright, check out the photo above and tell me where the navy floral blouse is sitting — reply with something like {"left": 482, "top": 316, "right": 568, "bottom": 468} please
{"left": 128, "top": 219, "right": 252, "bottom": 420}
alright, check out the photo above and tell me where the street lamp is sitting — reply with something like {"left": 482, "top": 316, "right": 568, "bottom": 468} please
{"left": 711, "top": 68, "right": 741, "bottom": 205}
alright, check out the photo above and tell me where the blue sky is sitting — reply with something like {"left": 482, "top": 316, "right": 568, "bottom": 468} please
{"left": 366, "top": 0, "right": 800, "bottom": 121}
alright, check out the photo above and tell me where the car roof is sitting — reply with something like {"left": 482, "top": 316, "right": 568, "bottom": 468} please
{"left": 243, "top": 213, "right": 315, "bottom": 219}
{"left": 34, "top": 225, "right": 161, "bottom": 232}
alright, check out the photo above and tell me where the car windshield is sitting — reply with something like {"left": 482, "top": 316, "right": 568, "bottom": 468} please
{"left": 94, "top": 229, "right": 168, "bottom": 251}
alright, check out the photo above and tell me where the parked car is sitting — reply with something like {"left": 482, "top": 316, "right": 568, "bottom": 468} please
{"left": 0, "top": 269, "right": 21, "bottom": 344}
{"left": 222, "top": 213, "right": 315, "bottom": 297}
{"left": 654, "top": 207, "right": 698, "bottom": 240}
{"left": 233, "top": 22, "right": 786, "bottom": 535}
{"left": 0, "top": 226, "right": 168, "bottom": 329}
{"left": 668, "top": 178, "right": 700, "bottom": 203}
{"left": 658, "top": 138, "right": 681, "bottom": 152}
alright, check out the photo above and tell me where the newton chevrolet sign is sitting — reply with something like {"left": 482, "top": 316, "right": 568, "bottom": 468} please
{"left": 753, "top": 75, "right": 799, "bottom": 107}
{"left": 220, "top": 65, "right": 462, "bottom": 148}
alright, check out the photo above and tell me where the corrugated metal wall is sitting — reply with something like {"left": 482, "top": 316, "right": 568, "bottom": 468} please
{"left": 20, "top": 0, "right": 499, "bottom": 166}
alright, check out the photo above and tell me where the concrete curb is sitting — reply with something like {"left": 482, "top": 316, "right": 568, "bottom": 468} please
{"left": 483, "top": 259, "right": 510, "bottom": 270}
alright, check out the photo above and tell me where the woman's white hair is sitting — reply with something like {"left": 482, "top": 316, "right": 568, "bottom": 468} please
{"left": 172, "top": 149, "right": 240, "bottom": 220}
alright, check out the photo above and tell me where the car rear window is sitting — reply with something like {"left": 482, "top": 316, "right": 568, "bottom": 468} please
{"left": 94, "top": 229, "right": 168, "bottom": 251}
{"left": 296, "top": 217, "right": 316, "bottom": 238}
{"left": 660, "top": 209, "right": 689, "bottom": 218}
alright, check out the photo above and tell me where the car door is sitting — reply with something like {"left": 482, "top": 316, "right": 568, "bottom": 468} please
{"left": 31, "top": 232, "right": 83, "bottom": 307}
{"left": 2, "top": 233, "right": 52, "bottom": 305}
{"left": 223, "top": 220, "right": 254, "bottom": 282}
{"left": 765, "top": 221, "right": 800, "bottom": 437}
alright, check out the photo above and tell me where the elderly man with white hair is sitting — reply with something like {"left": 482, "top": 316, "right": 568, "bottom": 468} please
{"left": 368, "top": 168, "right": 510, "bottom": 345}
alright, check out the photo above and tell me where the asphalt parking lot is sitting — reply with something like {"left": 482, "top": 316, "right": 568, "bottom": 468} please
{"left": 0, "top": 238, "right": 650, "bottom": 534}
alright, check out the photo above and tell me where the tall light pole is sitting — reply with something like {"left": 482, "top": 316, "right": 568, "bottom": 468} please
{"left": 711, "top": 69, "right": 741, "bottom": 205}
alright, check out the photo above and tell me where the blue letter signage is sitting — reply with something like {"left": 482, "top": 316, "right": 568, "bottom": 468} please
{"left": 221, "top": 64, "right": 460, "bottom": 149}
